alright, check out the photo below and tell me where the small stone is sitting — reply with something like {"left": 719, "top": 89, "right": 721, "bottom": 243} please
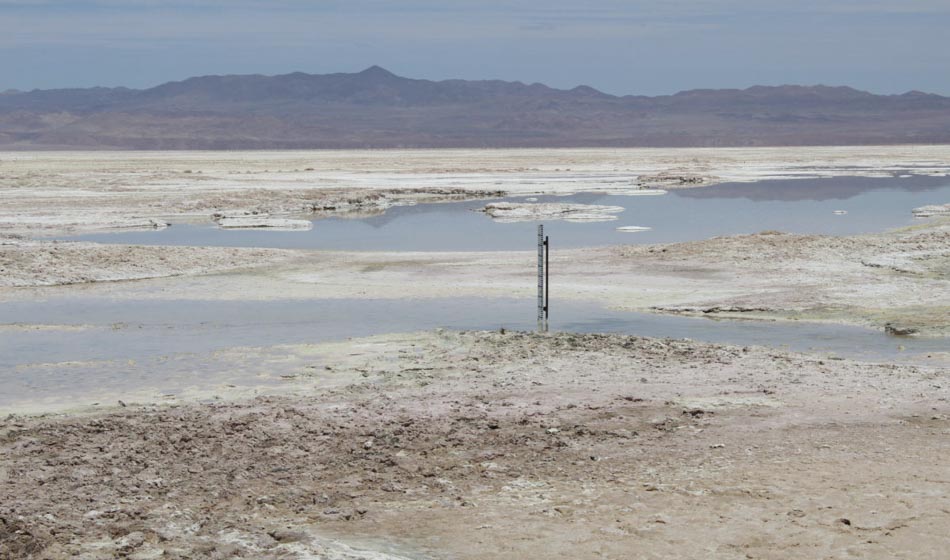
{"left": 268, "top": 529, "right": 309, "bottom": 543}
{"left": 885, "top": 323, "right": 919, "bottom": 336}
{"left": 117, "top": 531, "right": 146, "bottom": 551}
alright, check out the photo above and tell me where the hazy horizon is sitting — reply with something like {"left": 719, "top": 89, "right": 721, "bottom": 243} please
{"left": 2, "top": 0, "right": 949, "bottom": 96}
{"left": 3, "top": 65, "right": 947, "bottom": 98}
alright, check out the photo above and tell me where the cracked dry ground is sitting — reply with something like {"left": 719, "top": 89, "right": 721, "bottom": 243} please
{"left": 2, "top": 331, "right": 949, "bottom": 559}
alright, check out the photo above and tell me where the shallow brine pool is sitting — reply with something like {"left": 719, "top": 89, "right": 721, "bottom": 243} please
{"left": 1, "top": 296, "right": 947, "bottom": 410}
{"left": 60, "top": 174, "right": 950, "bottom": 251}
{"left": 8, "top": 174, "right": 948, "bottom": 411}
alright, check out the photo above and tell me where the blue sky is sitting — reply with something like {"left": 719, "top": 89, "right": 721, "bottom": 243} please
{"left": 2, "top": 0, "right": 949, "bottom": 95}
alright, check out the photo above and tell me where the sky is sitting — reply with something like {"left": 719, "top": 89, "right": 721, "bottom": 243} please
{"left": 2, "top": 0, "right": 950, "bottom": 96}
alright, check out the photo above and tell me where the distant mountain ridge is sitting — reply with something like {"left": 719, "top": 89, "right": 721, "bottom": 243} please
{"left": 2, "top": 66, "right": 949, "bottom": 149}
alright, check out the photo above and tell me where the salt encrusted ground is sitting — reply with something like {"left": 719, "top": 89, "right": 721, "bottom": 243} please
{"left": 2, "top": 330, "right": 948, "bottom": 559}
{"left": 2, "top": 146, "right": 948, "bottom": 236}
{"left": 2, "top": 146, "right": 950, "bottom": 559}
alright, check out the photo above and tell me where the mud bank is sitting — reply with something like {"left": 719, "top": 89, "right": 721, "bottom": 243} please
{"left": 2, "top": 146, "right": 948, "bottom": 236}
{"left": 913, "top": 203, "right": 950, "bottom": 217}
{"left": 2, "top": 330, "right": 948, "bottom": 559}
{"left": 480, "top": 201, "right": 625, "bottom": 222}
{"left": 214, "top": 216, "right": 313, "bottom": 231}
{"left": 0, "top": 240, "right": 298, "bottom": 287}
{"left": 615, "top": 220, "right": 950, "bottom": 335}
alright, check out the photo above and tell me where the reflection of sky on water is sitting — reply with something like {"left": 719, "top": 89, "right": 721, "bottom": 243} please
{"left": 12, "top": 174, "right": 948, "bottom": 407}
{"left": 61, "top": 174, "right": 950, "bottom": 251}
{"left": 677, "top": 174, "right": 948, "bottom": 202}
{"left": 2, "top": 297, "right": 947, "bottom": 407}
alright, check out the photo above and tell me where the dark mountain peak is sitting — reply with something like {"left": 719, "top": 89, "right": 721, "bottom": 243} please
{"left": 745, "top": 84, "right": 865, "bottom": 93}
{"left": 751, "top": 85, "right": 875, "bottom": 100}
{"left": 3, "top": 68, "right": 950, "bottom": 149}
{"left": 570, "top": 85, "right": 608, "bottom": 97}
{"left": 357, "top": 65, "right": 398, "bottom": 79}
{"left": 901, "top": 89, "right": 939, "bottom": 98}
{"left": 668, "top": 84, "right": 881, "bottom": 105}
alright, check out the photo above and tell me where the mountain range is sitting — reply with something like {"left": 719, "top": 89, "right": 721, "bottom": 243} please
{"left": 2, "top": 66, "right": 950, "bottom": 149}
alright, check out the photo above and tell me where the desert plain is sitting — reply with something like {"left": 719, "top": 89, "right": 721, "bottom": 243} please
{"left": 2, "top": 146, "right": 950, "bottom": 559}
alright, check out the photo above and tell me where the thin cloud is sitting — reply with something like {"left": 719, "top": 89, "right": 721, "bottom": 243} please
{"left": 1, "top": 0, "right": 948, "bottom": 95}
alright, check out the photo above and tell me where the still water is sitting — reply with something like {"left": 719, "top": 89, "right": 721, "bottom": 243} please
{"left": 60, "top": 175, "right": 950, "bottom": 251}
{"left": 1, "top": 297, "right": 946, "bottom": 408}
{"left": 6, "top": 175, "right": 948, "bottom": 409}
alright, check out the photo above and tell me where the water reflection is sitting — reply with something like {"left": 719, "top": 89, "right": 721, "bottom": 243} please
{"left": 677, "top": 173, "right": 948, "bottom": 202}
{"left": 58, "top": 174, "right": 950, "bottom": 251}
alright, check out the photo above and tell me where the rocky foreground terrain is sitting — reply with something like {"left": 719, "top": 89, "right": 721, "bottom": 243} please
{"left": 2, "top": 330, "right": 948, "bottom": 559}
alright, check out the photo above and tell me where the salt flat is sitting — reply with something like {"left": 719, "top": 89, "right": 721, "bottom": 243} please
{"left": 2, "top": 146, "right": 949, "bottom": 559}
{"left": 2, "top": 145, "right": 949, "bottom": 236}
